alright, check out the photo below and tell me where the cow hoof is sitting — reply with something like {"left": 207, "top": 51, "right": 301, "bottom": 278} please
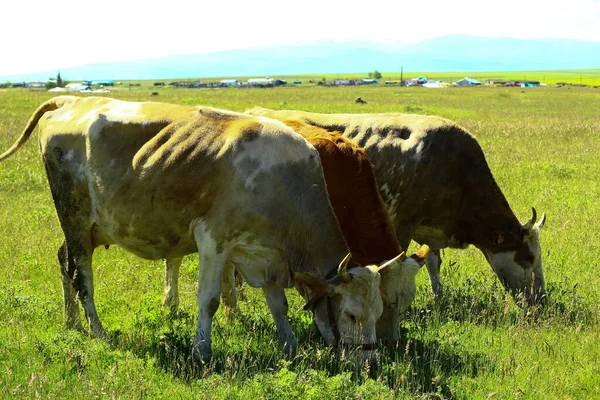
{"left": 223, "top": 304, "right": 240, "bottom": 321}
{"left": 281, "top": 338, "right": 298, "bottom": 358}
{"left": 65, "top": 318, "right": 85, "bottom": 333}
{"left": 88, "top": 321, "right": 107, "bottom": 340}
{"left": 161, "top": 298, "right": 179, "bottom": 313}
{"left": 432, "top": 283, "right": 444, "bottom": 299}
{"left": 192, "top": 343, "right": 212, "bottom": 366}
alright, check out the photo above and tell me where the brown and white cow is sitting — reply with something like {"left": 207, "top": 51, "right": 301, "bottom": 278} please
{"left": 162, "top": 117, "right": 431, "bottom": 343}
{"left": 246, "top": 108, "right": 547, "bottom": 338}
{"left": 0, "top": 96, "right": 404, "bottom": 364}
{"left": 276, "top": 120, "right": 431, "bottom": 341}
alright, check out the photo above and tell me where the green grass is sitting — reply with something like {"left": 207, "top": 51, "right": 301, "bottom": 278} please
{"left": 1, "top": 85, "right": 599, "bottom": 399}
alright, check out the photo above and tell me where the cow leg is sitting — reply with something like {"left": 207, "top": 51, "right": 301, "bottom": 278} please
{"left": 426, "top": 249, "right": 443, "bottom": 297}
{"left": 162, "top": 257, "right": 183, "bottom": 311}
{"left": 68, "top": 241, "right": 105, "bottom": 338}
{"left": 57, "top": 241, "right": 83, "bottom": 331}
{"left": 192, "top": 227, "right": 227, "bottom": 364}
{"left": 42, "top": 158, "right": 104, "bottom": 338}
{"left": 221, "top": 262, "right": 238, "bottom": 320}
{"left": 262, "top": 283, "right": 297, "bottom": 357}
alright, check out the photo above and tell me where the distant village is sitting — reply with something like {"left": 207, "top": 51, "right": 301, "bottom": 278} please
{"left": 3, "top": 74, "right": 594, "bottom": 91}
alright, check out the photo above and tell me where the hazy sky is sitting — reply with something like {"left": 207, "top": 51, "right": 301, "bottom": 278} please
{"left": 2, "top": 0, "right": 599, "bottom": 76}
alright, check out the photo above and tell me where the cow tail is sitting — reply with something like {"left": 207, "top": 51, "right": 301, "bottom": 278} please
{"left": 0, "top": 96, "right": 72, "bottom": 162}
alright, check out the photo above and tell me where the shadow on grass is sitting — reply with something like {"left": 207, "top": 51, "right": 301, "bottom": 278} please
{"left": 104, "top": 303, "right": 490, "bottom": 399}
{"left": 379, "top": 334, "right": 490, "bottom": 397}
{"left": 100, "top": 275, "right": 595, "bottom": 397}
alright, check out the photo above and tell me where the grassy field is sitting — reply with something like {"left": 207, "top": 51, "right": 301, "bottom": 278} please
{"left": 1, "top": 85, "right": 599, "bottom": 399}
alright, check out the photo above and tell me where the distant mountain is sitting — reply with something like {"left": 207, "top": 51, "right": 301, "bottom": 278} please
{"left": 3, "top": 35, "right": 599, "bottom": 82}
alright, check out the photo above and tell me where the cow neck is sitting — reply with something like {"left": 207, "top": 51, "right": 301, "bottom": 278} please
{"left": 428, "top": 126, "right": 523, "bottom": 251}
{"left": 285, "top": 188, "right": 349, "bottom": 279}
{"left": 458, "top": 175, "right": 522, "bottom": 250}
{"left": 285, "top": 120, "right": 401, "bottom": 267}
{"left": 326, "top": 156, "right": 400, "bottom": 266}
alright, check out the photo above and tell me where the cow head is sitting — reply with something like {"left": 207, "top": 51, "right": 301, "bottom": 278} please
{"left": 482, "top": 207, "right": 547, "bottom": 305}
{"left": 296, "top": 253, "right": 401, "bottom": 363}
{"left": 377, "top": 245, "right": 430, "bottom": 342}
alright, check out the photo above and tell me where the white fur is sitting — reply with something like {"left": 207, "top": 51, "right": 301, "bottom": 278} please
{"left": 104, "top": 100, "right": 143, "bottom": 120}
{"left": 232, "top": 128, "right": 316, "bottom": 189}
{"left": 379, "top": 183, "right": 401, "bottom": 223}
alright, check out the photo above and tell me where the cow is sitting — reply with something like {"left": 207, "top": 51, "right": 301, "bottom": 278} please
{"left": 0, "top": 96, "right": 405, "bottom": 364}
{"left": 273, "top": 120, "right": 430, "bottom": 341}
{"left": 245, "top": 108, "right": 547, "bottom": 340}
{"left": 160, "top": 117, "right": 431, "bottom": 343}
{"left": 206, "top": 119, "right": 430, "bottom": 342}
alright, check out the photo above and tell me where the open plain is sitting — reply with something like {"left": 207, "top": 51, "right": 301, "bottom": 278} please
{"left": 1, "top": 84, "right": 599, "bottom": 399}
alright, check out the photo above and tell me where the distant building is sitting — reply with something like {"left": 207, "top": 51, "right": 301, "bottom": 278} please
{"left": 521, "top": 81, "right": 541, "bottom": 87}
{"left": 248, "top": 77, "right": 273, "bottom": 84}
{"left": 485, "top": 80, "right": 507, "bottom": 86}
{"left": 331, "top": 79, "right": 357, "bottom": 86}
{"left": 331, "top": 79, "right": 377, "bottom": 86}
{"left": 65, "top": 83, "right": 89, "bottom": 91}
{"left": 456, "top": 77, "right": 481, "bottom": 86}
{"left": 404, "top": 77, "right": 429, "bottom": 86}
{"left": 220, "top": 79, "right": 239, "bottom": 86}
{"left": 247, "top": 77, "right": 286, "bottom": 87}
{"left": 83, "top": 80, "right": 115, "bottom": 86}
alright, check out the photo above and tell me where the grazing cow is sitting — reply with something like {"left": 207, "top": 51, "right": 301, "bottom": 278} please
{"left": 278, "top": 120, "right": 430, "bottom": 338}
{"left": 0, "top": 96, "right": 404, "bottom": 364}
{"left": 208, "top": 119, "right": 431, "bottom": 342}
{"left": 246, "top": 108, "right": 547, "bottom": 338}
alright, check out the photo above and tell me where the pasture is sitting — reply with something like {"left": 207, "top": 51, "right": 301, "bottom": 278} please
{"left": 1, "top": 84, "right": 599, "bottom": 399}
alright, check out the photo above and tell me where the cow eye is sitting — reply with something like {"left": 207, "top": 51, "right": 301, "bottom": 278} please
{"left": 345, "top": 311, "right": 356, "bottom": 322}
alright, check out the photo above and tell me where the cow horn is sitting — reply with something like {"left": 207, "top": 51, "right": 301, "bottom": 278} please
{"left": 376, "top": 251, "right": 407, "bottom": 272}
{"left": 523, "top": 207, "right": 537, "bottom": 231}
{"left": 536, "top": 213, "right": 547, "bottom": 229}
{"left": 337, "top": 253, "right": 352, "bottom": 277}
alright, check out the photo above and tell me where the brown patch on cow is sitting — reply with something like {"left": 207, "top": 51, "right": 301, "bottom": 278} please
{"left": 283, "top": 120, "right": 400, "bottom": 266}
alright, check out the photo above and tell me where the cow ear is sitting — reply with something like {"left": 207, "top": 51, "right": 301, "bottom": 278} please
{"left": 409, "top": 244, "right": 430, "bottom": 265}
{"left": 295, "top": 272, "right": 333, "bottom": 297}
{"left": 303, "top": 296, "right": 321, "bottom": 311}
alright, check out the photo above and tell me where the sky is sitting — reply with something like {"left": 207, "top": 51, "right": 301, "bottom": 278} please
{"left": 1, "top": 0, "right": 599, "bottom": 76}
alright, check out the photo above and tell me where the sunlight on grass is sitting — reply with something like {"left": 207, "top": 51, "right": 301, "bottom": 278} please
{"left": 1, "top": 86, "right": 599, "bottom": 398}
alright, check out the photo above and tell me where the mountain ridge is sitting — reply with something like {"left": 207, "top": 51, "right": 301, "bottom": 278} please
{"left": 3, "top": 35, "right": 599, "bottom": 82}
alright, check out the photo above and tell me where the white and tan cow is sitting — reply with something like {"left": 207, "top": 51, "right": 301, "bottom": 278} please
{"left": 0, "top": 96, "right": 404, "bottom": 363}
{"left": 246, "top": 108, "right": 547, "bottom": 340}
